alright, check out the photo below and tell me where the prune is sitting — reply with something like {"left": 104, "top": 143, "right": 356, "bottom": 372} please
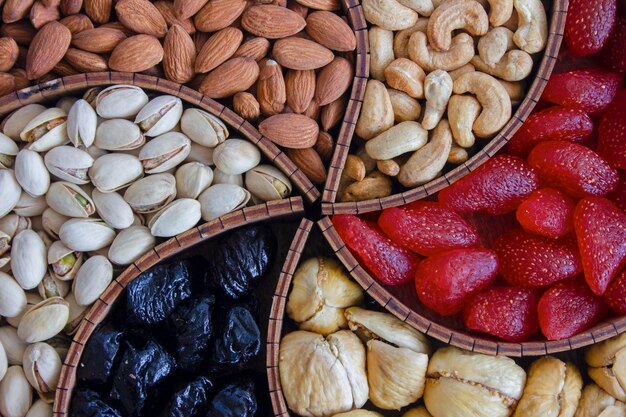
{"left": 206, "top": 379, "right": 257, "bottom": 417}
{"left": 110, "top": 338, "right": 177, "bottom": 417}
{"left": 167, "top": 295, "right": 215, "bottom": 372}
{"left": 167, "top": 376, "right": 214, "bottom": 417}
{"left": 204, "top": 225, "right": 276, "bottom": 299}
{"left": 211, "top": 303, "right": 261, "bottom": 369}
{"left": 77, "top": 325, "right": 124, "bottom": 385}
{"left": 126, "top": 260, "right": 192, "bottom": 325}
{"left": 71, "top": 388, "right": 122, "bottom": 417}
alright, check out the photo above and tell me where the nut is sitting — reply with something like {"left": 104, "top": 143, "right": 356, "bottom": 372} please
{"left": 20, "top": 107, "right": 68, "bottom": 153}
{"left": 471, "top": 49, "right": 533, "bottom": 81}
{"left": 355, "top": 80, "right": 394, "bottom": 140}
{"left": 477, "top": 27, "right": 515, "bottom": 67}
{"left": 487, "top": 0, "right": 514, "bottom": 26}
{"left": 95, "top": 85, "right": 149, "bottom": 119}
{"left": 388, "top": 88, "right": 421, "bottom": 122}
{"left": 123, "top": 173, "right": 176, "bottom": 213}
{"left": 213, "top": 139, "right": 261, "bottom": 175}
{"left": 259, "top": 113, "right": 319, "bottom": 148}
{"left": 393, "top": 18, "right": 429, "bottom": 58}
{"left": 197, "top": 183, "right": 250, "bottom": 221}
{"left": 66, "top": 99, "right": 96, "bottom": 148}
{"left": 306, "top": 10, "right": 357, "bottom": 52}
{"left": 340, "top": 171, "right": 392, "bottom": 202}
{"left": 11, "top": 230, "right": 47, "bottom": 290}
{"left": 365, "top": 121, "right": 428, "bottom": 160}
{"left": 95, "top": 119, "right": 145, "bottom": 151}
{"left": 59, "top": 218, "right": 116, "bottom": 252}
{"left": 0, "top": 169, "right": 21, "bottom": 218}
{"left": 257, "top": 59, "right": 287, "bottom": 116}
{"left": 408, "top": 32, "right": 475, "bottom": 72}
{"left": 13, "top": 194, "right": 47, "bottom": 218}
{"left": 384, "top": 58, "right": 426, "bottom": 99}
{"left": 0, "top": 271, "right": 26, "bottom": 318}
{"left": 163, "top": 24, "right": 196, "bottom": 84}
{"left": 343, "top": 154, "right": 367, "bottom": 182}
{"left": 315, "top": 57, "right": 353, "bottom": 106}
{"left": 195, "top": 27, "right": 243, "bottom": 73}
{"left": 14, "top": 149, "right": 50, "bottom": 197}
{"left": 422, "top": 69, "right": 453, "bottom": 130}
{"left": 362, "top": 0, "right": 419, "bottom": 31}
{"left": 180, "top": 108, "right": 228, "bottom": 147}
{"left": 272, "top": 37, "right": 334, "bottom": 70}
{"left": 108, "top": 34, "right": 164, "bottom": 73}
{"left": 47, "top": 240, "right": 83, "bottom": 282}
{"left": 447, "top": 144, "right": 469, "bottom": 164}
{"left": 513, "top": 0, "right": 548, "bottom": 53}
{"left": 2, "top": 104, "right": 46, "bottom": 141}
{"left": 72, "top": 255, "right": 114, "bottom": 304}
{"left": 447, "top": 94, "right": 481, "bottom": 148}
{"left": 0, "top": 366, "right": 32, "bottom": 417}
{"left": 134, "top": 95, "right": 183, "bottom": 137}
{"left": 241, "top": 5, "right": 306, "bottom": 39}
{"left": 427, "top": 0, "right": 488, "bottom": 51}
{"left": 45, "top": 181, "right": 95, "bottom": 218}
{"left": 369, "top": 26, "right": 395, "bottom": 81}
{"left": 245, "top": 164, "right": 292, "bottom": 201}
{"left": 92, "top": 189, "right": 134, "bottom": 230}
{"left": 397, "top": 0, "right": 434, "bottom": 15}
{"left": 138, "top": 131, "right": 191, "bottom": 173}
{"left": 17, "top": 297, "right": 69, "bottom": 343}
{"left": 175, "top": 162, "right": 214, "bottom": 199}
{"left": 285, "top": 69, "right": 316, "bottom": 114}
{"left": 148, "top": 198, "right": 201, "bottom": 237}
{"left": 22, "top": 342, "right": 61, "bottom": 402}
{"left": 377, "top": 159, "right": 401, "bottom": 176}
{"left": 44, "top": 145, "right": 93, "bottom": 184}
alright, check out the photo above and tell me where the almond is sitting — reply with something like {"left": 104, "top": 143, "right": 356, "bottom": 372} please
{"left": 10, "top": 68, "right": 29, "bottom": 89}
{"left": 241, "top": 5, "right": 306, "bottom": 39}
{"left": 64, "top": 47, "right": 108, "bottom": 72}
{"left": 233, "top": 37, "right": 270, "bottom": 62}
{"left": 84, "top": 0, "right": 111, "bottom": 24}
{"left": 0, "top": 21, "right": 36, "bottom": 45}
{"left": 59, "top": 14, "right": 94, "bottom": 34}
{"left": 273, "top": 37, "right": 334, "bottom": 70}
{"left": 163, "top": 24, "right": 196, "bottom": 84}
{"left": 287, "top": 147, "right": 327, "bottom": 184}
{"left": 194, "top": 0, "right": 246, "bottom": 33}
{"left": 257, "top": 59, "right": 286, "bottom": 116}
{"left": 306, "top": 10, "right": 356, "bottom": 52}
{"left": 233, "top": 92, "right": 260, "bottom": 120}
{"left": 153, "top": 1, "right": 195, "bottom": 34}
{"left": 259, "top": 113, "right": 319, "bottom": 149}
{"left": 53, "top": 59, "right": 78, "bottom": 76}
{"left": 99, "top": 21, "right": 134, "bottom": 36}
{"left": 26, "top": 21, "right": 71, "bottom": 80}
{"left": 314, "top": 130, "right": 334, "bottom": 163}
{"left": 315, "top": 57, "right": 353, "bottom": 106}
{"left": 0, "top": 72, "right": 15, "bottom": 95}
{"left": 115, "top": 0, "right": 167, "bottom": 37}
{"left": 2, "top": 0, "right": 35, "bottom": 23}
{"left": 71, "top": 27, "right": 126, "bottom": 53}
{"left": 304, "top": 97, "right": 320, "bottom": 120}
{"left": 294, "top": 0, "right": 339, "bottom": 11}
{"left": 285, "top": 69, "right": 315, "bottom": 114}
{"left": 321, "top": 94, "right": 346, "bottom": 131}
{"left": 288, "top": 2, "right": 309, "bottom": 18}
{"left": 199, "top": 57, "right": 259, "bottom": 99}
{"left": 173, "top": 0, "right": 208, "bottom": 20}
{"left": 192, "top": 31, "right": 209, "bottom": 53}
{"left": 60, "top": 0, "right": 82, "bottom": 15}
{"left": 0, "top": 37, "right": 19, "bottom": 72}
{"left": 109, "top": 34, "right": 164, "bottom": 72}
{"left": 195, "top": 27, "right": 242, "bottom": 73}
{"left": 30, "top": 0, "right": 61, "bottom": 29}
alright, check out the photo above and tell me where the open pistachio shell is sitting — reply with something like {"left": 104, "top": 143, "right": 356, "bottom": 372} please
{"left": 138, "top": 132, "right": 191, "bottom": 174}
{"left": 20, "top": 108, "right": 69, "bottom": 152}
{"left": 41, "top": 209, "right": 68, "bottom": 240}
{"left": 82, "top": 87, "right": 101, "bottom": 106}
{"left": 108, "top": 226, "right": 155, "bottom": 266}
{"left": 0, "top": 214, "right": 30, "bottom": 239}
{"left": 17, "top": 297, "right": 69, "bottom": 343}
{"left": 0, "top": 326, "right": 27, "bottom": 365}
{"left": 67, "top": 99, "right": 97, "bottom": 148}
{"left": 45, "top": 182, "right": 95, "bottom": 218}
{"left": 95, "top": 85, "right": 149, "bottom": 119}
{"left": 22, "top": 342, "right": 61, "bottom": 403}
{"left": 148, "top": 198, "right": 201, "bottom": 237}
{"left": 0, "top": 169, "right": 21, "bottom": 217}
{"left": 245, "top": 164, "right": 292, "bottom": 201}
{"left": 63, "top": 292, "right": 86, "bottom": 336}
{"left": 0, "top": 133, "right": 18, "bottom": 169}
{"left": 92, "top": 189, "right": 134, "bottom": 230}
{"left": 89, "top": 153, "right": 144, "bottom": 192}
{"left": 95, "top": 119, "right": 145, "bottom": 151}
{"left": 135, "top": 95, "right": 183, "bottom": 137}
{"left": 13, "top": 194, "right": 47, "bottom": 217}
{"left": 2, "top": 104, "right": 46, "bottom": 140}
{"left": 37, "top": 274, "right": 71, "bottom": 299}
{"left": 25, "top": 400, "right": 52, "bottom": 417}
{"left": 14, "top": 150, "right": 50, "bottom": 197}
{"left": 0, "top": 271, "right": 26, "bottom": 318}
{"left": 185, "top": 142, "right": 214, "bottom": 165}
{"left": 44, "top": 146, "right": 93, "bottom": 184}
{"left": 123, "top": 173, "right": 177, "bottom": 213}
{"left": 180, "top": 108, "right": 229, "bottom": 147}
{"left": 47, "top": 240, "right": 83, "bottom": 281}
{"left": 175, "top": 162, "right": 213, "bottom": 199}
{"left": 5, "top": 293, "right": 43, "bottom": 329}
{"left": 59, "top": 218, "right": 116, "bottom": 252}
{"left": 10, "top": 230, "right": 47, "bottom": 290}
{"left": 0, "top": 339, "right": 5, "bottom": 382}
{"left": 197, "top": 183, "right": 250, "bottom": 222}
{"left": 0, "top": 230, "right": 9, "bottom": 257}
{"left": 0, "top": 366, "right": 32, "bottom": 417}
{"left": 213, "top": 139, "right": 261, "bottom": 175}
{"left": 72, "top": 255, "right": 113, "bottom": 306}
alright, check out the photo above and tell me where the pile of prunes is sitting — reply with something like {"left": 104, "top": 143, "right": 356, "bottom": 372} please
{"left": 71, "top": 225, "right": 276, "bottom": 417}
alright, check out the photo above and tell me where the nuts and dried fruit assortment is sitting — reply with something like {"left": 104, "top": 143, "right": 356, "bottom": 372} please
{"left": 338, "top": 0, "right": 548, "bottom": 202}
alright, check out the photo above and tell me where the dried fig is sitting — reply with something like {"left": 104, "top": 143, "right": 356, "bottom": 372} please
{"left": 585, "top": 334, "right": 626, "bottom": 402}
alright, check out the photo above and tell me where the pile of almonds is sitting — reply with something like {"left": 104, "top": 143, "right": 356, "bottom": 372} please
{"left": 0, "top": 0, "right": 358, "bottom": 186}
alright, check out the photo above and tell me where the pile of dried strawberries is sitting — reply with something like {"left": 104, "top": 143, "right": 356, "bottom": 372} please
{"left": 332, "top": 0, "right": 626, "bottom": 343}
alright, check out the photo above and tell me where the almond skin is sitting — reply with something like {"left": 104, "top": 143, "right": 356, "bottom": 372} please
{"left": 0, "top": 21, "right": 36, "bottom": 46}
{"left": 285, "top": 69, "right": 315, "bottom": 114}
{"left": 173, "top": 0, "right": 208, "bottom": 20}
{"left": 199, "top": 57, "right": 259, "bottom": 99}
{"left": 71, "top": 27, "right": 126, "bottom": 53}
{"left": 153, "top": 1, "right": 195, "bottom": 34}
{"left": 163, "top": 24, "right": 196, "bottom": 84}
{"left": 108, "top": 34, "right": 163, "bottom": 72}
{"left": 115, "top": 0, "right": 167, "bottom": 37}
{"left": 64, "top": 47, "right": 108, "bottom": 72}
{"left": 294, "top": 0, "right": 340, "bottom": 11}
{"left": 53, "top": 59, "right": 79, "bottom": 76}
{"left": 195, "top": 27, "right": 242, "bottom": 73}
{"left": 10, "top": 68, "right": 29, "bottom": 89}
{"left": 0, "top": 37, "right": 18, "bottom": 72}
{"left": 241, "top": 5, "right": 306, "bottom": 39}
{"left": 60, "top": 0, "right": 83, "bottom": 16}
{"left": 3, "top": 0, "right": 35, "bottom": 23}
{"left": 259, "top": 113, "right": 319, "bottom": 149}
{"left": 194, "top": 0, "right": 246, "bottom": 33}
{"left": 233, "top": 37, "right": 270, "bottom": 62}
{"left": 59, "top": 14, "right": 94, "bottom": 34}
{"left": 273, "top": 37, "right": 334, "bottom": 70}
{"left": 84, "top": 0, "right": 112, "bottom": 24}
{"left": 233, "top": 92, "right": 260, "bottom": 120}
{"left": 315, "top": 57, "right": 353, "bottom": 106}
{"left": 257, "top": 59, "right": 286, "bottom": 116}
{"left": 314, "top": 130, "right": 334, "bottom": 163}
{"left": 0, "top": 72, "right": 15, "bottom": 95}
{"left": 26, "top": 21, "right": 71, "bottom": 79}
{"left": 306, "top": 10, "right": 356, "bottom": 51}
{"left": 29, "top": 1, "right": 60, "bottom": 29}
{"left": 287, "top": 147, "right": 327, "bottom": 184}
{"left": 321, "top": 95, "right": 346, "bottom": 131}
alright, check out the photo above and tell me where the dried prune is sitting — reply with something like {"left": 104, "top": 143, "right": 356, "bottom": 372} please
{"left": 77, "top": 325, "right": 124, "bottom": 385}
{"left": 71, "top": 388, "right": 122, "bottom": 417}
{"left": 211, "top": 304, "right": 261, "bottom": 369}
{"left": 126, "top": 260, "right": 192, "bottom": 325}
{"left": 167, "top": 376, "right": 213, "bottom": 417}
{"left": 110, "top": 338, "right": 177, "bottom": 417}
{"left": 167, "top": 295, "right": 215, "bottom": 372}
{"left": 206, "top": 379, "right": 257, "bottom": 417}
{"left": 204, "top": 225, "right": 276, "bottom": 299}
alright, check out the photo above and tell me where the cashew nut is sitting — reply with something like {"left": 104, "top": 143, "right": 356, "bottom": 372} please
{"left": 377, "top": 159, "right": 401, "bottom": 176}
{"left": 355, "top": 79, "right": 395, "bottom": 140}
{"left": 422, "top": 69, "right": 453, "bottom": 130}
{"left": 503, "top": 10, "right": 519, "bottom": 31}
{"left": 388, "top": 88, "right": 422, "bottom": 122}
{"left": 341, "top": 171, "right": 393, "bottom": 202}
{"left": 370, "top": 26, "right": 395, "bottom": 81}
{"left": 448, "top": 145, "right": 469, "bottom": 164}
{"left": 513, "top": 0, "right": 548, "bottom": 54}
{"left": 398, "top": 119, "right": 453, "bottom": 187}
{"left": 343, "top": 154, "right": 367, "bottom": 181}
{"left": 478, "top": 27, "right": 515, "bottom": 67}
{"left": 426, "top": 0, "right": 489, "bottom": 51}
{"left": 447, "top": 94, "right": 481, "bottom": 148}
{"left": 471, "top": 49, "right": 533, "bottom": 81}
{"left": 498, "top": 79, "right": 525, "bottom": 106}
{"left": 393, "top": 19, "right": 429, "bottom": 58}
{"left": 356, "top": 147, "right": 378, "bottom": 174}
{"left": 397, "top": 0, "right": 434, "bottom": 16}
{"left": 449, "top": 63, "right": 475, "bottom": 81}
{"left": 363, "top": 0, "right": 419, "bottom": 31}
{"left": 384, "top": 58, "right": 426, "bottom": 98}
{"left": 487, "top": 0, "right": 514, "bottom": 26}
{"left": 452, "top": 72, "right": 512, "bottom": 138}
{"left": 365, "top": 121, "right": 428, "bottom": 160}
{"left": 408, "top": 32, "right": 474, "bottom": 72}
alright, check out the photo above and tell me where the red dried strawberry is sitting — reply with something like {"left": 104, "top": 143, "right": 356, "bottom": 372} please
{"left": 600, "top": 16, "right": 626, "bottom": 72}
{"left": 538, "top": 279, "right": 608, "bottom": 340}
{"left": 414, "top": 248, "right": 498, "bottom": 316}
{"left": 463, "top": 286, "right": 539, "bottom": 342}
{"left": 609, "top": 174, "right": 626, "bottom": 212}
{"left": 516, "top": 188, "right": 576, "bottom": 239}
{"left": 574, "top": 197, "right": 626, "bottom": 295}
{"left": 378, "top": 202, "right": 480, "bottom": 257}
{"left": 604, "top": 270, "right": 626, "bottom": 314}
{"left": 541, "top": 67, "right": 623, "bottom": 116}
{"left": 438, "top": 155, "right": 539, "bottom": 215}
{"left": 332, "top": 214, "right": 421, "bottom": 286}
{"left": 598, "top": 89, "right": 626, "bottom": 170}
{"left": 493, "top": 229, "right": 582, "bottom": 288}
{"left": 528, "top": 141, "right": 619, "bottom": 198}
{"left": 565, "top": 0, "right": 617, "bottom": 57}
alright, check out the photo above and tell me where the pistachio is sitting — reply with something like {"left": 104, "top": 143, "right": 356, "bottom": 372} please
{"left": 47, "top": 241, "right": 83, "bottom": 281}
{"left": 89, "top": 153, "right": 144, "bottom": 192}
{"left": 2, "top": 104, "right": 46, "bottom": 140}
{"left": 0, "top": 213, "right": 30, "bottom": 239}
{"left": 45, "top": 182, "right": 95, "bottom": 218}
{"left": 138, "top": 132, "right": 191, "bottom": 173}
{"left": 124, "top": 173, "right": 177, "bottom": 213}
{"left": 10, "top": 230, "right": 47, "bottom": 290}
{"left": 0, "top": 133, "right": 18, "bottom": 168}
{"left": 37, "top": 274, "right": 71, "bottom": 299}
{"left": 14, "top": 150, "right": 50, "bottom": 197}
{"left": 213, "top": 168, "right": 243, "bottom": 187}
{"left": 135, "top": 95, "right": 183, "bottom": 137}
{"left": 0, "top": 340, "right": 5, "bottom": 382}
{"left": 22, "top": 342, "right": 61, "bottom": 403}
{"left": 185, "top": 142, "right": 214, "bottom": 165}
{"left": 0, "top": 326, "right": 28, "bottom": 365}
{"left": 0, "top": 271, "right": 26, "bottom": 318}
{"left": 67, "top": 99, "right": 97, "bottom": 148}
{"left": 25, "top": 400, "right": 52, "bottom": 417}
{"left": 85, "top": 145, "right": 108, "bottom": 160}
{"left": 0, "top": 366, "right": 32, "bottom": 417}
{"left": 13, "top": 194, "right": 47, "bottom": 217}
{"left": 95, "top": 85, "right": 149, "bottom": 119}
{"left": 148, "top": 198, "right": 201, "bottom": 237}
{"left": 245, "top": 164, "right": 292, "bottom": 201}
{"left": 72, "top": 255, "right": 113, "bottom": 306}
{"left": 213, "top": 139, "right": 261, "bottom": 175}
{"left": 180, "top": 108, "right": 229, "bottom": 147}
{"left": 17, "top": 297, "right": 69, "bottom": 343}
{"left": 95, "top": 119, "right": 145, "bottom": 151}
{"left": 56, "top": 97, "right": 78, "bottom": 114}
{"left": 63, "top": 292, "right": 86, "bottom": 336}
{"left": 5, "top": 293, "right": 43, "bottom": 329}
{"left": 46, "top": 335, "right": 70, "bottom": 362}
{"left": 92, "top": 189, "right": 134, "bottom": 230}
{"left": 175, "top": 162, "right": 213, "bottom": 199}
{"left": 0, "top": 230, "right": 9, "bottom": 257}
{"left": 107, "top": 226, "right": 155, "bottom": 266}
{"left": 43, "top": 146, "right": 94, "bottom": 184}
{"left": 59, "top": 218, "right": 116, "bottom": 252}
{"left": 82, "top": 87, "right": 101, "bottom": 107}
{"left": 20, "top": 108, "right": 69, "bottom": 152}
{"left": 198, "top": 184, "right": 251, "bottom": 221}
{"left": 0, "top": 169, "right": 21, "bottom": 217}
{"left": 41, "top": 209, "right": 68, "bottom": 240}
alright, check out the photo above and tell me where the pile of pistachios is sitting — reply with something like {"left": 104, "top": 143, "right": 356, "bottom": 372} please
{"left": 0, "top": 84, "right": 293, "bottom": 415}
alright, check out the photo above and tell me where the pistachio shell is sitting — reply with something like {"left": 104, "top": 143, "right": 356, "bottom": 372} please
{"left": 0, "top": 340, "right": 5, "bottom": 382}
{"left": 56, "top": 97, "right": 77, "bottom": 114}
{"left": 22, "top": 342, "right": 61, "bottom": 403}
{"left": 185, "top": 142, "right": 214, "bottom": 165}
{"left": 67, "top": 99, "right": 97, "bottom": 148}
{"left": 108, "top": 226, "right": 155, "bottom": 266}
{"left": 25, "top": 400, "right": 52, "bottom": 417}
{"left": 0, "top": 366, "right": 32, "bottom": 417}
{"left": 10, "top": 230, "right": 46, "bottom": 290}
{"left": 138, "top": 132, "right": 191, "bottom": 173}
{"left": 72, "top": 255, "right": 113, "bottom": 306}
{"left": 17, "top": 297, "right": 69, "bottom": 343}
{"left": 0, "top": 169, "right": 21, "bottom": 217}
{"left": 14, "top": 150, "right": 50, "bottom": 197}
{"left": 20, "top": 108, "right": 69, "bottom": 152}
{"left": 0, "top": 133, "right": 18, "bottom": 169}
{"left": 47, "top": 240, "right": 83, "bottom": 281}
{"left": 92, "top": 189, "right": 134, "bottom": 229}
{"left": 180, "top": 108, "right": 229, "bottom": 147}
{"left": 148, "top": 198, "right": 201, "bottom": 237}
{"left": 124, "top": 173, "right": 177, "bottom": 213}
{"left": 43, "top": 146, "right": 93, "bottom": 184}
{"left": 13, "top": 194, "right": 47, "bottom": 217}
{"left": 45, "top": 182, "right": 95, "bottom": 218}
{"left": 63, "top": 292, "right": 86, "bottom": 336}
{"left": 0, "top": 231, "right": 9, "bottom": 257}
{"left": 213, "top": 139, "right": 261, "bottom": 175}
{"left": 0, "top": 214, "right": 30, "bottom": 239}
{"left": 198, "top": 183, "right": 250, "bottom": 221}
{"left": 84, "top": 145, "right": 108, "bottom": 160}
{"left": 41, "top": 209, "right": 68, "bottom": 240}
{"left": 37, "top": 274, "right": 71, "bottom": 299}
{"left": 245, "top": 164, "right": 292, "bottom": 201}
{"left": 2, "top": 104, "right": 46, "bottom": 140}
{"left": 175, "top": 162, "right": 213, "bottom": 199}
{"left": 82, "top": 87, "right": 101, "bottom": 106}
{"left": 0, "top": 272, "right": 26, "bottom": 318}
{"left": 213, "top": 168, "right": 243, "bottom": 186}
{"left": 0, "top": 326, "right": 28, "bottom": 365}
{"left": 135, "top": 95, "right": 183, "bottom": 137}
{"left": 95, "top": 119, "right": 145, "bottom": 151}
{"left": 89, "top": 153, "right": 144, "bottom": 192}
{"left": 59, "top": 218, "right": 116, "bottom": 252}
{"left": 95, "top": 85, "right": 149, "bottom": 119}
{"left": 4, "top": 293, "right": 43, "bottom": 329}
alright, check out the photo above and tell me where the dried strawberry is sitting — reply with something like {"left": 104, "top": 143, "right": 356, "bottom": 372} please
{"left": 414, "top": 248, "right": 498, "bottom": 316}
{"left": 332, "top": 214, "right": 421, "bottom": 286}
{"left": 609, "top": 174, "right": 626, "bottom": 212}
{"left": 574, "top": 197, "right": 626, "bottom": 295}
{"left": 598, "top": 89, "right": 626, "bottom": 170}
{"left": 463, "top": 286, "right": 539, "bottom": 342}
{"left": 493, "top": 229, "right": 582, "bottom": 289}
{"left": 604, "top": 270, "right": 626, "bottom": 314}
{"left": 506, "top": 107, "right": 594, "bottom": 157}
{"left": 600, "top": 16, "right": 626, "bottom": 72}
{"left": 528, "top": 141, "right": 619, "bottom": 198}
{"left": 378, "top": 202, "right": 480, "bottom": 257}
{"left": 438, "top": 155, "right": 539, "bottom": 215}
{"left": 516, "top": 188, "right": 576, "bottom": 239}
{"left": 541, "top": 67, "right": 623, "bottom": 116}
{"left": 565, "top": 0, "right": 617, "bottom": 57}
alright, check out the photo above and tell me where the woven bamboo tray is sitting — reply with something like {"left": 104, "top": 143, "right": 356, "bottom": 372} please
{"left": 0, "top": 72, "right": 320, "bottom": 203}
{"left": 321, "top": 0, "right": 568, "bottom": 215}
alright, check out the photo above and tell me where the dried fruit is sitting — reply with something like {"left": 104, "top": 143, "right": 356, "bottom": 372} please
{"left": 598, "top": 89, "right": 626, "bottom": 170}
{"left": 600, "top": 15, "right": 626, "bottom": 72}
{"left": 610, "top": 174, "right": 626, "bottom": 212}
{"left": 565, "top": 0, "right": 617, "bottom": 57}
{"left": 516, "top": 188, "right": 576, "bottom": 239}
{"left": 605, "top": 270, "right": 626, "bottom": 314}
